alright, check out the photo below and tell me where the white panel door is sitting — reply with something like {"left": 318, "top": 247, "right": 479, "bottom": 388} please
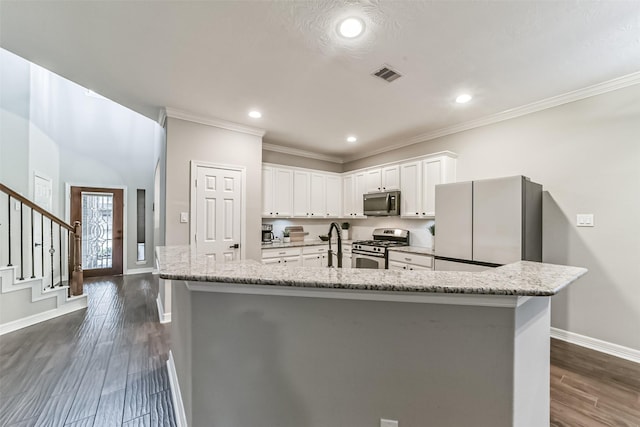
{"left": 195, "top": 166, "right": 242, "bottom": 263}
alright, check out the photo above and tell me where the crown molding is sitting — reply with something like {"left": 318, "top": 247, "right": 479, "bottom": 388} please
{"left": 342, "top": 71, "right": 640, "bottom": 163}
{"left": 164, "top": 107, "right": 266, "bottom": 137}
{"left": 262, "top": 142, "right": 344, "bottom": 164}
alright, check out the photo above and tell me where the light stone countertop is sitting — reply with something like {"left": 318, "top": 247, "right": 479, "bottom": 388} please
{"left": 157, "top": 245, "right": 587, "bottom": 296}
{"left": 388, "top": 246, "right": 436, "bottom": 256}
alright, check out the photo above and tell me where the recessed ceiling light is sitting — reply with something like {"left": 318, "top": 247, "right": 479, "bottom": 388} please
{"left": 338, "top": 17, "right": 364, "bottom": 38}
{"left": 347, "top": 136, "right": 357, "bottom": 143}
{"left": 455, "top": 94, "right": 472, "bottom": 104}
{"left": 248, "top": 111, "right": 262, "bottom": 118}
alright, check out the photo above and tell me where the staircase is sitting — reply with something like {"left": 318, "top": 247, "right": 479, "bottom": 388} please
{"left": 0, "top": 183, "right": 87, "bottom": 335}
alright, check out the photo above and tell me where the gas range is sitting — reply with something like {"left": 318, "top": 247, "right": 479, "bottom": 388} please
{"left": 352, "top": 228, "right": 410, "bottom": 260}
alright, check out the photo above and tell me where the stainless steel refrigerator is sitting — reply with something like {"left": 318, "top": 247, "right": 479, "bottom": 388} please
{"left": 434, "top": 175, "right": 542, "bottom": 271}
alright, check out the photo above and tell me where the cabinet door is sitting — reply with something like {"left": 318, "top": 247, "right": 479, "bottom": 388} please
{"left": 302, "top": 253, "right": 323, "bottom": 267}
{"left": 366, "top": 168, "right": 382, "bottom": 193}
{"left": 422, "top": 158, "right": 442, "bottom": 217}
{"left": 388, "top": 261, "right": 406, "bottom": 271}
{"left": 262, "top": 166, "right": 274, "bottom": 216}
{"left": 400, "top": 161, "right": 421, "bottom": 217}
{"left": 353, "top": 172, "right": 367, "bottom": 216}
{"left": 262, "top": 258, "right": 281, "bottom": 265}
{"left": 325, "top": 175, "right": 342, "bottom": 217}
{"left": 382, "top": 165, "right": 400, "bottom": 191}
{"left": 343, "top": 174, "right": 354, "bottom": 217}
{"left": 273, "top": 168, "right": 293, "bottom": 217}
{"left": 293, "top": 170, "right": 310, "bottom": 217}
{"left": 407, "top": 264, "right": 432, "bottom": 271}
{"left": 309, "top": 173, "right": 326, "bottom": 217}
{"left": 282, "top": 255, "right": 301, "bottom": 267}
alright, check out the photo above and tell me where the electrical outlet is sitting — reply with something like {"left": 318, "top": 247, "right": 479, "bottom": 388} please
{"left": 576, "top": 214, "right": 594, "bottom": 227}
{"left": 180, "top": 212, "right": 189, "bottom": 223}
{"left": 381, "top": 419, "right": 398, "bottom": 427}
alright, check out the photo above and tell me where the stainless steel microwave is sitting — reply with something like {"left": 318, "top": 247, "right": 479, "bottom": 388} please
{"left": 363, "top": 191, "right": 401, "bottom": 216}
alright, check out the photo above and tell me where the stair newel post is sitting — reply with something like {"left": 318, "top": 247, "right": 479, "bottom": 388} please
{"left": 7, "top": 195, "right": 12, "bottom": 267}
{"left": 70, "top": 221, "right": 83, "bottom": 296}
{"left": 30, "top": 209, "right": 35, "bottom": 278}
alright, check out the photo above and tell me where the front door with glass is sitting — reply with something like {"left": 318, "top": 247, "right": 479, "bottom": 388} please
{"left": 71, "top": 186, "right": 124, "bottom": 277}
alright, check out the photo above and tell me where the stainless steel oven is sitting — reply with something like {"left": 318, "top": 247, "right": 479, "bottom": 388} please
{"left": 351, "top": 252, "right": 386, "bottom": 269}
{"left": 351, "top": 228, "right": 410, "bottom": 269}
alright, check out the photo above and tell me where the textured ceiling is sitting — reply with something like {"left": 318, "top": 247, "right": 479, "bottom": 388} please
{"left": 1, "top": 0, "right": 639, "bottom": 161}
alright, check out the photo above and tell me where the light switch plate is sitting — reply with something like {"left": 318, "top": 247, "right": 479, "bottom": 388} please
{"left": 381, "top": 419, "right": 398, "bottom": 427}
{"left": 180, "top": 212, "right": 189, "bottom": 223}
{"left": 576, "top": 214, "right": 594, "bottom": 227}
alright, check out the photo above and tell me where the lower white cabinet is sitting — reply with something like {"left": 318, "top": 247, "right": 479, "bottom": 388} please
{"left": 262, "top": 247, "right": 302, "bottom": 266}
{"left": 302, "top": 245, "right": 329, "bottom": 267}
{"left": 388, "top": 251, "right": 434, "bottom": 270}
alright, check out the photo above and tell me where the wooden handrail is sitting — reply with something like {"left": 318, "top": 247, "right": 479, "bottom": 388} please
{"left": 0, "top": 183, "right": 73, "bottom": 231}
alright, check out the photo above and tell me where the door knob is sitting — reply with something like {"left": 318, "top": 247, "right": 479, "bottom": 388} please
{"left": 229, "top": 243, "right": 239, "bottom": 249}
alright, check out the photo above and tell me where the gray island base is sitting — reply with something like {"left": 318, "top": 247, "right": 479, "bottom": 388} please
{"left": 157, "top": 246, "right": 587, "bottom": 427}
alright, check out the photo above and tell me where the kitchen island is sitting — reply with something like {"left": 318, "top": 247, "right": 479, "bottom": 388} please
{"left": 157, "top": 245, "right": 587, "bottom": 427}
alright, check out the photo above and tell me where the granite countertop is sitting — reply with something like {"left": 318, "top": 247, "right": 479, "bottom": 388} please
{"left": 388, "top": 246, "right": 435, "bottom": 256}
{"left": 157, "top": 246, "right": 587, "bottom": 296}
{"left": 262, "top": 239, "right": 352, "bottom": 249}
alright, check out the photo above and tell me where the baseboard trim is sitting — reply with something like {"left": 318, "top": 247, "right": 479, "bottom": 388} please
{"left": 167, "top": 351, "right": 188, "bottom": 427}
{"left": 551, "top": 327, "right": 640, "bottom": 364}
{"left": 126, "top": 267, "right": 155, "bottom": 275}
{"left": 156, "top": 295, "right": 171, "bottom": 324}
{"left": 0, "top": 296, "right": 88, "bottom": 336}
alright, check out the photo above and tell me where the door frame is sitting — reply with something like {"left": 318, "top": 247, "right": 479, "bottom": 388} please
{"left": 189, "top": 160, "right": 246, "bottom": 260}
{"left": 65, "top": 183, "right": 128, "bottom": 274}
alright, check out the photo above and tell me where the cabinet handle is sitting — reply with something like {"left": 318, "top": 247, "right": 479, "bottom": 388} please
{"left": 422, "top": 212, "right": 426, "bottom": 215}
{"left": 404, "top": 258, "right": 412, "bottom": 262}
{"left": 403, "top": 266, "right": 407, "bottom": 269}
{"left": 383, "top": 187, "right": 386, "bottom": 190}
{"left": 416, "top": 212, "right": 419, "bottom": 215}
{"left": 279, "top": 252, "right": 286, "bottom": 255}
{"left": 278, "top": 260, "right": 282, "bottom": 263}
{"left": 276, "top": 212, "right": 279, "bottom": 215}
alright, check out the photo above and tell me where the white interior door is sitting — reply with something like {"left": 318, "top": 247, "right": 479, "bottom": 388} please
{"left": 195, "top": 165, "right": 242, "bottom": 262}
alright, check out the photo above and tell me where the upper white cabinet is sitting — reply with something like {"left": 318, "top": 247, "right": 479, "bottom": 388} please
{"left": 400, "top": 154, "right": 456, "bottom": 218}
{"left": 325, "top": 175, "right": 342, "bottom": 217}
{"left": 400, "top": 161, "right": 422, "bottom": 218}
{"left": 262, "top": 166, "right": 293, "bottom": 217}
{"left": 343, "top": 171, "right": 366, "bottom": 217}
{"left": 365, "top": 165, "right": 400, "bottom": 193}
{"left": 263, "top": 151, "right": 455, "bottom": 219}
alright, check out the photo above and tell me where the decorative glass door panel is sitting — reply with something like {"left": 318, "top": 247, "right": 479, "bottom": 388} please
{"left": 71, "top": 186, "right": 124, "bottom": 277}
{"left": 81, "top": 192, "right": 114, "bottom": 270}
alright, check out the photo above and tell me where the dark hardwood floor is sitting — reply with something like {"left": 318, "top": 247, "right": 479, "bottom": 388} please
{"left": 1, "top": 273, "right": 638, "bottom": 426}
{"left": 0, "top": 274, "right": 174, "bottom": 426}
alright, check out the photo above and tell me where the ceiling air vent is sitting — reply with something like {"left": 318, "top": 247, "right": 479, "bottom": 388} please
{"left": 372, "top": 65, "right": 402, "bottom": 83}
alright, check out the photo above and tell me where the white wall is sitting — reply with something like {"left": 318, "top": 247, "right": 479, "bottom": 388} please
{"left": 165, "top": 117, "right": 263, "bottom": 261}
{"left": 344, "top": 85, "right": 640, "bottom": 351}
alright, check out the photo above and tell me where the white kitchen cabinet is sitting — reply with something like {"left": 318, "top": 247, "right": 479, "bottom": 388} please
{"left": 365, "top": 165, "right": 400, "bottom": 193}
{"left": 309, "top": 173, "right": 326, "bottom": 217}
{"left": 421, "top": 156, "right": 456, "bottom": 217}
{"left": 302, "top": 245, "right": 329, "bottom": 267}
{"left": 325, "top": 175, "right": 342, "bottom": 217}
{"left": 400, "top": 154, "right": 456, "bottom": 218}
{"left": 302, "top": 253, "right": 324, "bottom": 267}
{"left": 262, "top": 247, "right": 302, "bottom": 266}
{"left": 263, "top": 166, "right": 294, "bottom": 217}
{"left": 388, "top": 251, "right": 434, "bottom": 270}
{"left": 353, "top": 171, "right": 367, "bottom": 217}
{"left": 400, "top": 161, "right": 422, "bottom": 217}
{"left": 293, "top": 170, "right": 310, "bottom": 217}
{"left": 342, "top": 172, "right": 366, "bottom": 217}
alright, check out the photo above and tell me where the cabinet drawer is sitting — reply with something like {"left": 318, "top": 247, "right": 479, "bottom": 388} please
{"left": 262, "top": 247, "right": 301, "bottom": 259}
{"left": 388, "top": 251, "right": 433, "bottom": 268}
{"left": 302, "top": 245, "right": 329, "bottom": 255}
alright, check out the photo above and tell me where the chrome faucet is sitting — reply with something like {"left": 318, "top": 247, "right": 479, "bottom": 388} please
{"left": 327, "top": 222, "right": 343, "bottom": 268}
